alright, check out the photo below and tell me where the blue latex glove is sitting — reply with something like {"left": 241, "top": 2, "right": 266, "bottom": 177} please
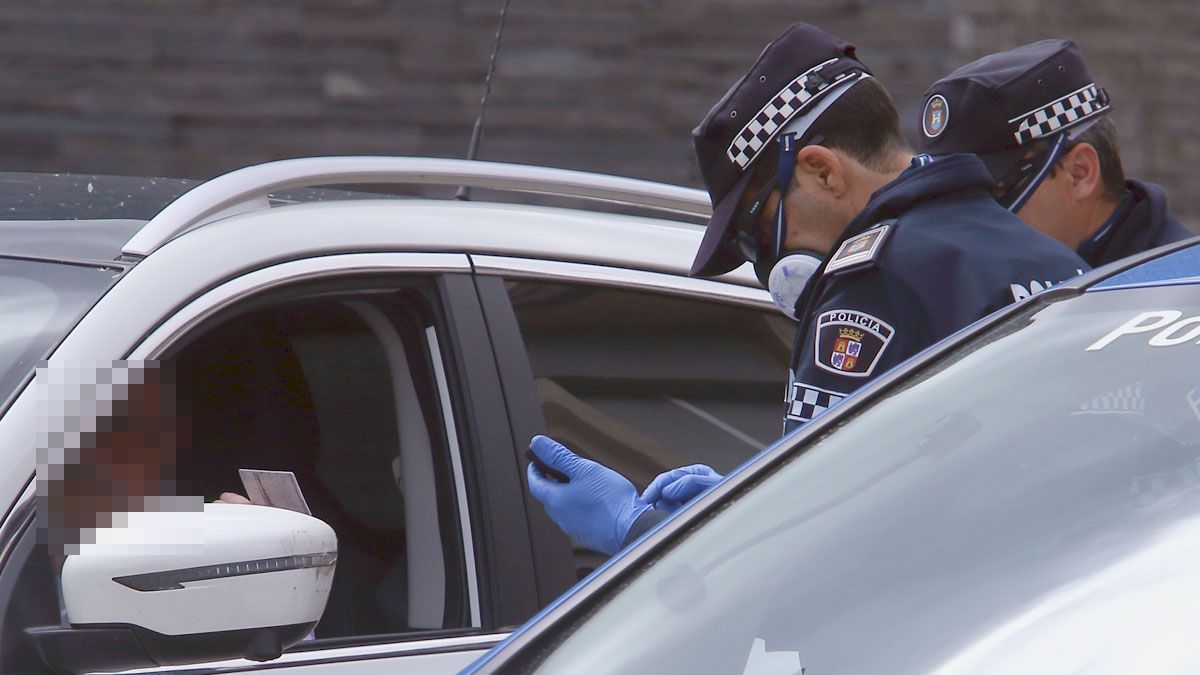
{"left": 641, "top": 464, "right": 724, "bottom": 514}
{"left": 526, "top": 435, "right": 652, "bottom": 556}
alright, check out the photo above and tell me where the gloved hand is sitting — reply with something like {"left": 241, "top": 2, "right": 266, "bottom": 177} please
{"left": 526, "top": 435, "right": 651, "bottom": 556}
{"left": 641, "top": 464, "right": 724, "bottom": 514}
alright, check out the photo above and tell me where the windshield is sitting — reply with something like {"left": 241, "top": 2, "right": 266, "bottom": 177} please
{"left": 0, "top": 258, "right": 120, "bottom": 410}
{"left": 530, "top": 284, "right": 1200, "bottom": 674}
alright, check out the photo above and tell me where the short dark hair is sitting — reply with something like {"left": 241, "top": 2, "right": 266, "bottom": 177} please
{"left": 805, "top": 77, "right": 911, "bottom": 171}
{"left": 1072, "top": 116, "right": 1126, "bottom": 202}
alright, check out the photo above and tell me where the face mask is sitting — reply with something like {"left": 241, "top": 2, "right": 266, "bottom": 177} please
{"left": 763, "top": 250, "right": 823, "bottom": 320}
{"left": 745, "top": 128, "right": 826, "bottom": 320}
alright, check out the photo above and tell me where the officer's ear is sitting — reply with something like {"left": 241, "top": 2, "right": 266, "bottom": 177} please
{"left": 794, "top": 145, "right": 846, "bottom": 196}
{"left": 1060, "top": 142, "right": 1103, "bottom": 202}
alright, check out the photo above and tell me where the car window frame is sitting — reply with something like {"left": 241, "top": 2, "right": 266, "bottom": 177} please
{"left": 103, "top": 253, "right": 532, "bottom": 670}
{"left": 469, "top": 255, "right": 772, "bottom": 310}
{"left": 470, "top": 255, "right": 787, "bottom": 600}
{"left": 470, "top": 274, "right": 579, "bottom": 610}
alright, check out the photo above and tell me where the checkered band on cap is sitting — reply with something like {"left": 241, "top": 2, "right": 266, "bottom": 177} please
{"left": 727, "top": 58, "right": 858, "bottom": 169}
{"left": 1010, "top": 83, "right": 1110, "bottom": 145}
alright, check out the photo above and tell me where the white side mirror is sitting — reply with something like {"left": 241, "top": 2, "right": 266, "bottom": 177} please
{"left": 27, "top": 503, "right": 336, "bottom": 673}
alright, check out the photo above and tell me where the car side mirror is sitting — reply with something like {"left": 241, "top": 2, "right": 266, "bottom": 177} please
{"left": 26, "top": 503, "right": 337, "bottom": 674}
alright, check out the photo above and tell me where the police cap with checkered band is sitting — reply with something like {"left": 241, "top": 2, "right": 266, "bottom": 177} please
{"left": 918, "top": 39, "right": 1111, "bottom": 183}
{"left": 690, "top": 23, "right": 872, "bottom": 278}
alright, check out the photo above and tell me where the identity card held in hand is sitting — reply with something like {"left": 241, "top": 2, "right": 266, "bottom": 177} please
{"left": 238, "top": 469, "right": 312, "bottom": 516}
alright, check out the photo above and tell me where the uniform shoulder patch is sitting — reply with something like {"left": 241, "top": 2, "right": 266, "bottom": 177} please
{"left": 814, "top": 309, "right": 895, "bottom": 378}
{"left": 824, "top": 222, "right": 894, "bottom": 275}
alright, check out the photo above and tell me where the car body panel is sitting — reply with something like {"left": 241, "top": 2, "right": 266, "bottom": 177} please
{"left": 118, "top": 633, "right": 505, "bottom": 674}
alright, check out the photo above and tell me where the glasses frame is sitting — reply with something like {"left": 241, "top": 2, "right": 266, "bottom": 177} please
{"left": 726, "top": 133, "right": 826, "bottom": 265}
{"left": 993, "top": 134, "right": 1076, "bottom": 211}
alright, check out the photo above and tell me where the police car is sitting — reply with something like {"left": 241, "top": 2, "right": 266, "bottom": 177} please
{"left": 0, "top": 158, "right": 796, "bottom": 673}
{"left": 468, "top": 238, "right": 1200, "bottom": 674}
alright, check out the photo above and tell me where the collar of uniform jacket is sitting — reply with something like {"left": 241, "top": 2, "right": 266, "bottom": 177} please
{"left": 839, "top": 153, "right": 996, "bottom": 243}
{"left": 1078, "top": 178, "right": 1192, "bottom": 267}
{"left": 789, "top": 153, "right": 996, "bottom": 336}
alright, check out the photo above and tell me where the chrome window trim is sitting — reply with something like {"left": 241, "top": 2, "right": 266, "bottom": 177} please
{"left": 425, "top": 326, "right": 482, "bottom": 628}
{"left": 126, "top": 253, "right": 471, "bottom": 360}
{"left": 116, "top": 631, "right": 508, "bottom": 673}
{"left": 469, "top": 255, "right": 772, "bottom": 309}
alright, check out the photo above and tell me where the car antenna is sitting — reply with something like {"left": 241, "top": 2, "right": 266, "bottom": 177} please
{"left": 454, "top": 0, "right": 514, "bottom": 201}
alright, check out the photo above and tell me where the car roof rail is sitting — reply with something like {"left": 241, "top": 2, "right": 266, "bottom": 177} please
{"left": 121, "top": 156, "right": 713, "bottom": 257}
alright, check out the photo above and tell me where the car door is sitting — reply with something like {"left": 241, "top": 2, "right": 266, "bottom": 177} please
{"left": 471, "top": 255, "right": 795, "bottom": 580}
{"left": 0, "top": 252, "right": 535, "bottom": 674}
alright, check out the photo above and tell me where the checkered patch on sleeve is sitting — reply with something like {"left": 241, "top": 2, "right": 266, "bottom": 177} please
{"left": 726, "top": 58, "right": 856, "bottom": 169}
{"left": 785, "top": 381, "right": 847, "bottom": 426}
{"left": 1009, "top": 83, "right": 1110, "bottom": 145}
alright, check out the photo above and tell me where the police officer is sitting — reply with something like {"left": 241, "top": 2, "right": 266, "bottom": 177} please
{"left": 920, "top": 39, "right": 1192, "bottom": 268}
{"left": 526, "top": 23, "right": 1089, "bottom": 557}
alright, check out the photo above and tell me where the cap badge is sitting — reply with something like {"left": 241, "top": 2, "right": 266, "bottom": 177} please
{"left": 922, "top": 94, "right": 949, "bottom": 139}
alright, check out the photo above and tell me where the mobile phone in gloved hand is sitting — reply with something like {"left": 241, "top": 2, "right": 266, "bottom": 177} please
{"left": 525, "top": 447, "right": 570, "bottom": 483}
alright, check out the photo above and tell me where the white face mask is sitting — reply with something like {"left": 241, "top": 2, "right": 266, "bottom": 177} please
{"left": 767, "top": 251, "right": 823, "bottom": 320}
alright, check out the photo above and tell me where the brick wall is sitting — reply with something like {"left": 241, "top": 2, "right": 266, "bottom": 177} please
{"left": 0, "top": 0, "right": 1194, "bottom": 223}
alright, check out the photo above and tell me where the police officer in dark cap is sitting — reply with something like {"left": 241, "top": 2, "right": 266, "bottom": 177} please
{"left": 920, "top": 39, "right": 1192, "bottom": 268}
{"left": 524, "top": 23, "right": 1088, "bottom": 557}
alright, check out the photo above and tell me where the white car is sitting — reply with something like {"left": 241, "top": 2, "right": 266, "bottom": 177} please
{"left": 0, "top": 158, "right": 794, "bottom": 673}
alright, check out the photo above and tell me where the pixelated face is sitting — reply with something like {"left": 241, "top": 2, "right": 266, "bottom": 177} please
{"left": 36, "top": 361, "right": 199, "bottom": 554}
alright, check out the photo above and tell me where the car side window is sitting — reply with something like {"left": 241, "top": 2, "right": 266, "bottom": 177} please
{"left": 170, "top": 283, "right": 472, "bottom": 641}
{"left": 505, "top": 279, "right": 793, "bottom": 486}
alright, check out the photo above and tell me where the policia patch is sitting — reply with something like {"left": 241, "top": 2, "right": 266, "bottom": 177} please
{"left": 814, "top": 309, "right": 895, "bottom": 377}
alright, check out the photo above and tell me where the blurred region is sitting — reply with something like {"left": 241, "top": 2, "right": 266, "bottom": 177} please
{"left": 0, "top": 0, "right": 1195, "bottom": 224}
{"left": 36, "top": 360, "right": 202, "bottom": 557}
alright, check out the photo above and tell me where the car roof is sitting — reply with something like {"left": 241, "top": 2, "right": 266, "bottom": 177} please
{"left": 0, "top": 172, "right": 369, "bottom": 261}
{"left": 0, "top": 172, "right": 197, "bottom": 221}
{"left": 0, "top": 172, "right": 190, "bottom": 261}
{"left": 169, "top": 197, "right": 760, "bottom": 286}
{"left": 0, "top": 163, "right": 761, "bottom": 286}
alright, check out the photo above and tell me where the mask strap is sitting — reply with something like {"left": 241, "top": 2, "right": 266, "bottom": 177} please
{"left": 770, "top": 133, "right": 801, "bottom": 263}
{"left": 1002, "top": 133, "right": 1069, "bottom": 213}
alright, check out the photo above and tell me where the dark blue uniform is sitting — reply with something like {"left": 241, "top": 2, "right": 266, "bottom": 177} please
{"left": 1077, "top": 178, "right": 1194, "bottom": 268}
{"left": 622, "top": 153, "right": 1090, "bottom": 546}
{"left": 782, "top": 153, "right": 1089, "bottom": 433}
